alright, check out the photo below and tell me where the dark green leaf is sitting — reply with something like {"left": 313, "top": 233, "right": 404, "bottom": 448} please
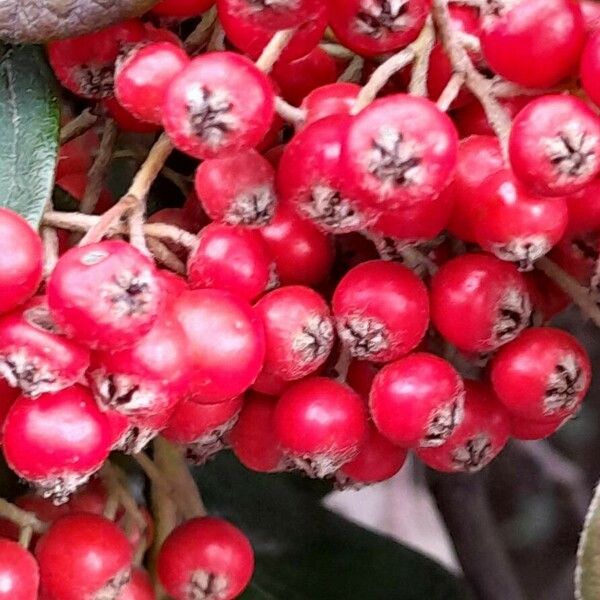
{"left": 0, "top": 45, "right": 59, "bottom": 227}
{"left": 194, "top": 453, "right": 468, "bottom": 600}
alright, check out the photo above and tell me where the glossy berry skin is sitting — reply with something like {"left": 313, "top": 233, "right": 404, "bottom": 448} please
{"left": 162, "top": 52, "right": 275, "bottom": 160}
{"left": 417, "top": 381, "right": 510, "bottom": 473}
{"left": 251, "top": 369, "right": 291, "bottom": 395}
{"left": 346, "top": 360, "right": 379, "bottom": 400}
{"left": 278, "top": 115, "right": 375, "bottom": 234}
{"left": 0, "top": 209, "right": 42, "bottom": 313}
{"left": 0, "top": 539, "right": 38, "bottom": 600}
{"left": 474, "top": 170, "right": 568, "bottom": 268}
{"left": 509, "top": 95, "right": 600, "bottom": 197}
{"left": 370, "top": 353, "right": 465, "bottom": 448}
{"left": 255, "top": 286, "right": 334, "bottom": 381}
{"left": 259, "top": 204, "right": 335, "bottom": 286}
{"left": 337, "top": 423, "right": 407, "bottom": 487}
{"left": 444, "top": 135, "right": 504, "bottom": 243}
{"left": 430, "top": 253, "right": 532, "bottom": 354}
{"left": 3, "top": 385, "right": 111, "bottom": 500}
{"left": 327, "top": 0, "right": 431, "bottom": 57}
{"left": 332, "top": 260, "right": 429, "bottom": 363}
{"left": 195, "top": 151, "right": 277, "bottom": 227}
{"left": 480, "top": 0, "right": 585, "bottom": 88}
{"left": 162, "top": 396, "right": 242, "bottom": 465}
{"left": 47, "top": 240, "right": 163, "bottom": 350}
{"left": 581, "top": 31, "right": 600, "bottom": 107}
{"left": 341, "top": 94, "right": 458, "bottom": 210}
{"left": 0, "top": 298, "right": 90, "bottom": 397}
{"left": 103, "top": 97, "right": 161, "bottom": 133}
{"left": 158, "top": 517, "right": 254, "bottom": 600}
{"left": 565, "top": 180, "right": 600, "bottom": 236}
{"left": 0, "top": 378, "right": 18, "bottom": 442}
{"left": 115, "top": 41, "right": 189, "bottom": 125}
{"left": 301, "top": 83, "right": 361, "bottom": 128}
{"left": 490, "top": 327, "right": 591, "bottom": 421}
{"left": 36, "top": 514, "right": 133, "bottom": 600}
{"left": 228, "top": 391, "right": 286, "bottom": 473}
{"left": 117, "top": 568, "right": 154, "bottom": 600}
{"left": 274, "top": 377, "right": 367, "bottom": 478}
{"left": 48, "top": 20, "right": 146, "bottom": 99}
{"left": 509, "top": 414, "right": 567, "bottom": 441}
{"left": 173, "top": 289, "right": 265, "bottom": 403}
{"left": 113, "top": 409, "right": 171, "bottom": 455}
{"left": 152, "top": 0, "right": 215, "bottom": 17}
{"left": 188, "top": 224, "right": 274, "bottom": 302}
{"left": 218, "top": 0, "right": 322, "bottom": 29}
{"left": 88, "top": 314, "right": 191, "bottom": 417}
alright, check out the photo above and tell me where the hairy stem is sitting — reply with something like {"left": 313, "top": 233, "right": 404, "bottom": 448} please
{"left": 255, "top": 29, "right": 296, "bottom": 73}
{"left": 0, "top": 498, "right": 46, "bottom": 534}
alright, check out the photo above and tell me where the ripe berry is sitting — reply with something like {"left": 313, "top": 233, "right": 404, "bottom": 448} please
{"left": 228, "top": 391, "right": 287, "bottom": 473}
{"left": 47, "top": 20, "right": 146, "bottom": 99}
{"left": 370, "top": 353, "right": 465, "bottom": 448}
{"left": 327, "top": 0, "right": 432, "bottom": 57}
{"left": 251, "top": 369, "right": 291, "bottom": 395}
{"left": 417, "top": 381, "right": 510, "bottom": 473}
{"left": 509, "top": 95, "right": 600, "bottom": 197}
{"left": 255, "top": 286, "right": 334, "bottom": 381}
{"left": 195, "top": 151, "right": 277, "bottom": 227}
{"left": 490, "top": 327, "right": 591, "bottom": 421}
{"left": 152, "top": 0, "right": 215, "bottom": 17}
{"left": 259, "top": 204, "right": 335, "bottom": 286}
{"left": 480, "top": 0, "right": 585, "bottom": 87}
{"left": 336, "top": 423, "right": 407, "bottom": 487}
{"left": 474, "top": 169, "right": 568, "bottom": 269}
{"left": 0, "top": 209, "right": 42, "bottom": 314}
{"left": 0, "top": 378, "right": 18, "bottom": 441}
{"left": 341, "top": 94, "right": 458, "bottom": 210}
{"left": 218, "top": 0, "right": 322, "bottom": 28}
{"left": 115, "top": 41, "right": 189, "bottom": 125}
{"left": 2, "top": 386, "right": 111, "bottom": 501}
{"left": 300, "top": 82, "right": 361, "bottom": 128}
{"left": 162, "top": 52, "right": 275, "bottom": 159}
{"left": 525, "top": 270, "right": 571, "bottom": 323}
{"left": 118, "top": 568, "right": 154, "bottom": 600}
{"left": 36, "top": 513, "right": 133, "bottom": 600}
{"left": 88, "top": 313, "right": 191, "bottom": 417}
{"left": 0, "top": 298, "right": 89, "bottom": 397}
{"left": 582, "top": 0, "right": 600, "bottom": 31}
{"left": 274, "top": 377, "right": 367, "bottom": 478}
{"left": 430, "top": 253, "right": 532, "bottom": 354}
{"left": 565, "top": 180, "right": 600, "bottom": 236}
{"left": 173, "top": 289, "right": 265, "bottom": 403}
{"left": 444, "top": 135, "right": 504, "bottom": 243}
{"left": 581, "top": 31, "right": 600, "bottom": 107}
{"left": 47, "top": 240, "right": 163, "bottom": 350}
{"left": 278, "top": 115, "right": 375, "bottom": 234}
{"left": 158, "top": 517, "right": 254, "bottom": 600}
{"left": 0, "top": 539, "right": 39, "bottom": 600}
{"left": 346, "top": 359, "right": 379, "bottom": 400}
{"left": 113, "top": 409, "right": 171, "bottom": 455}
{"left": 332, "top": 260, "right": 429, "bottom": 363}
{"left": 103, "top": 97, "right": 162, "bottom": 133}
{"left": 162, "top": 396, "right": 242, "bottom": 465}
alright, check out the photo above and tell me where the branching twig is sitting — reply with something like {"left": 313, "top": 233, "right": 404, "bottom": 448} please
{"left": 0, "top": 499, "right": 46, "bottom": 534}
{"left": 339, "top": 55, "right": 364, "bottom": 83}
{"left": 255, "top": 29, "right": 296, "bottom": 73}
{"left": 100, "top": 463, "right": 148, "bottom": 532}
{"left": 436, "top": 72, "right": 465, "bottom": 111}
{"left": 184, "top": 6, "right": 218, "bottom": 52}
{"left": 408, "top": 17, "right": 436, "bottom": 96}
{"left": 59, "top": 108, "right": 99, "bottom": 144}
{"left": 147, "top": 238, "right": 186, "bottom": 274}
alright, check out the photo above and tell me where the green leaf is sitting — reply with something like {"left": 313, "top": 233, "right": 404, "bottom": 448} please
{"left": 194, "top": 453, "right": 468, "bottom": 600}
{"left": 576, "top": 480, "right": 600, "bottom": 599}
{"left": 0, "top": 45, "right": 59, "bottom": 227}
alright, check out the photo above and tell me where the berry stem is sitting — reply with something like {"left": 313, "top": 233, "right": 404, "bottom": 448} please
{"left": 255, "top": 29, "right": 297, "bottom": 73}
{"left": 436, "top": 72, "right": 465, "bottom": 111}
{"left": 100, "top": 463, "right": 148, "bottom": 532}
{"left": 41, "top": 225, "right": 59, "bottom": 278}
{"left": 146, "top": 237, "right": 186, "bottom": 274}
{"left": 18, "top": 526, "right": 33, "bottom": 549}
{"left": 59, "top": 107, "right": 99, "bottom": 144}
{"left": 408, "top": 17, "right": 435, "bottom": 97}
{"left": 275, "top": 96, "right": 306, "bottom": 125}
{"left": 184, "top": 5, "right": 218, "bottom": 52}
{"left": 320, "top": 43, "right": 356, "bottom": 60}
{"left": 338, "top": 55, "right": 364, "bottom": 83}
{"left": 0, "top": 498, "right": 46, "bottom": 534}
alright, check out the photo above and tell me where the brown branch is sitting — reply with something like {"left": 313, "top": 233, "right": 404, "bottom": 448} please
{"left": 408, "top": 17, "right": 436, "bottom": 96}
{"left": 59, "top": 108, "right": 99, "bottom": 145}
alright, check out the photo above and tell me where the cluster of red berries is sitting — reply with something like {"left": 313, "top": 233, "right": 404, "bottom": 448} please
{"left": 2, "top": 0, "right": 600, "bottom": 596}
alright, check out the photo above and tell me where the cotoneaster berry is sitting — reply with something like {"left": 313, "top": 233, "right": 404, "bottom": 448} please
{"left": 151, "top": 0, "right": 216, "bottom": 17}
{"left": 118, "top": 568, "right": 155, "bottom": 600}
{"left": 333, "top": 260, "right": 429, "bottom": 363}
{"left": 565, "top": 180, "right": 600, "bottom": 237}
{"left": 113, "top": 409, "right": 171, "bottom": 455}
{"left": 274, "top": 377, "right": 367, "bottom": 478}
{"left": 158, "top": 517, "right": 254, "bottom": 600}
{"left": 0, "top": 539, "right": 39, "bottom": 600}
{"left": 346, "top": 359, "right": 379, "bottom": 400}
{"left": 300, "top": 82, "right": 361, "bottom": 128}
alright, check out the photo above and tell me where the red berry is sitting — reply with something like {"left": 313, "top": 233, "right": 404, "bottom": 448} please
{"left": 565, "top": 179, "right": 600, "bottom": 236}
{"left": 162, "top": 396, "right": 242, "bottom": 465}
{"left": 300, "top": 82, "right": 361, "bottom": 127}
{"left": 474, "top": 169, "right": 568, "bottom": 269}
{"left": 480, "top": 0, "right": 585, "bottom": 87}
{"left": 162, "top": 52, "right": 275, "bottom": 159}
{"left": 152, "top": 0, "right": 215, "bottom": 17}
{"left": 509, "top": 414, "right": 567, "bottom": 441}
{"left": 113, "top": 409, "right": 171, "bottom": 455}
{"left": 0, "top": 378, "right": 18, "bottom": 442}
{"left": 2, "top": 386, "right": 111, "bottom": 501}
{"left": 47, "top": 20, "right": 146, "bottom": 99}
{"left": 370, "top": 353, "right": 465, "bottom": 448}
{"left": 524, "top": 270, "right": 571, "bottom": 323}
{"left": 0, "top": 539, "right": 39, "bottom": 600}
{"left": 158, "top": 517, "right": 254, "bottom": 600}
{"left": 259, "top": 204, "right": 335, "bottom": 286}
{"left": 173, "top": 289, "right": 265, "bottom": 403}
{"left": 195, "top": 151, "right": 277, "bottom": 227}
{"left": 278, "top": 115, "right": 376, "bottom": 233}
{"left": 115, "top": 41, "right": 189, "bottom": 125}
{"left": 417, "top": 380, "right": 510, "bottom": 473}
{"left": 218, "top": 0, "right": 322, "bottom": 29}
{"left": 228, "top": 391, "right": 287, "bottom": 473}
{"left": 582, "top": 31, "right": 600, "bottom": 107}
{"left": 274, "top": 377, "right": 367, "bottom": 477}
{"left": 333, "top": 260, "right": 429, "bottom": 363}
{"left": 36, "top": 513, "right": 133, "bottom": 600}
{"left": 0, "top": 209, "right": 42, "bottom": 313}
{"left": 103, "top": 97, "right": 162, "bottom": 133}
{"left": 251, "top": 369, "right": 291, "bottom": 395}
{"left": 430, "top": 253, "right": 532, "bottom": 353}
{"left": 47, "top": 240, "right": 163, "bottom": 350}
{"left": 346, "top": 359, "right": 379, "bottom": 400}
{"left": 336, "top": 423, "right": 407, "bottom": 487}
{"left": 255, "top": 286, "right": 334, "bottom": 381}
{"left": 582, "top": 0, "right": 600, "bottom": 31}
{"left": 341, "top": 94, "right": 458, "bottom": 210}
{"left": 444, "top": 135, "right": 504, "bottom": 243}
{"left": 117, "top": 568, "right": 154, "bottom": 600}
{"left": 490, "top": 327, "right": 591, "bottom": 421}
{"left": 509, "top": 95, "right": 600, "bottom": 196}
{"left": 327, "top": 0, "right": 432, "bottom": 57}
